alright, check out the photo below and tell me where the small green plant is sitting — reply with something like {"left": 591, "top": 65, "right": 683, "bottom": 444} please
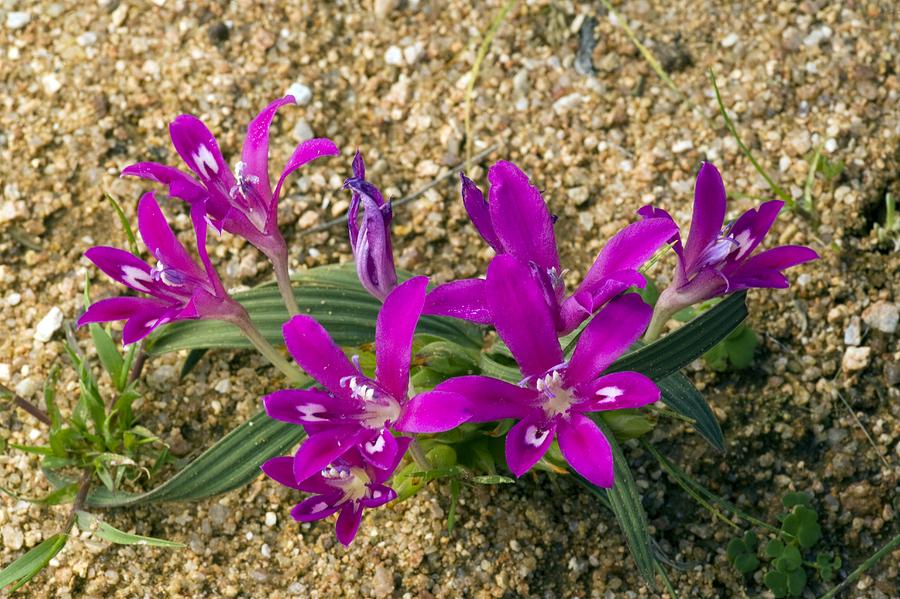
{"left": 703, "top": 322, "right": 757, "bottom": 372}
{"left": 874, "top": 193, "right": 900, "bottom": 250}
{"left": 726, "top": 492, "right": 841, "bottom": 598}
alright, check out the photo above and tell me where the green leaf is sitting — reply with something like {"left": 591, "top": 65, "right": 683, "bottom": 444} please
{"left": 734, "top": 552, "right": 759, "bottom": 574}
{"left": 9, "top": 444, "right": 54, "bottom": 456}
{"left": 797, "top": 521, "right": 822, "bottom": 549}
{"left": 766, "top": 538, "right": 785, "bottom": 558}
{"left": 726, "top": 538, "right": 747, "bottom": 561}
{"left": 656, "top": 373, "right": 725, "bottom": 452}
{"left": 75, "top": 511, "right": 183, "bottom": 547}
{"left": 599, "top": 409, "right": 654, "bottom": 441}
{"left": 782, "top": 492, "right": 813, "bottom": 509}
{"left": 471, "top": 475, "right": 515, "bottom": 485}
{"left": 0, "top": 533, "right": 67, "bottom": 592}
{"left": 90, "top": 324, "right": 124, "bottom": 387}
{"left": 1, "top": 483, "right": 78, "bottom": 506}
{"left": 150, "top": 265, "right": 482, "bottom": 355}
{"left": 743, "top": 531, "right": 758, "bottom": 551}
{"left": 104, "top": 193, "right": 139, "bottom": 256}
{"left": 581, "top": 418, "right": 656, "bottom": 584}
{"left": 704, "top": 323, "right": 757, "bottom": 372}
{"left": 776, "top": 545, "right": 802, "bottom": 572}
{"left": 609, "top": 292, "right": 748, "bottom": 380}
{"left": 765, "top": 570, "right": 789, "bottom": 598}
{"left": 786, "top": 566, "right": 807, "bottom": 596}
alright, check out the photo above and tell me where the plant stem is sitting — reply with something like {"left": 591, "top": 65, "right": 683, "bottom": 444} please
{"left": 231, "top": 317, "right": 306, "bottom": 386}
{"left": 0, "top": 384, "right": 52, "bottom": 426}
{"left": 272, "top": 255, "right": 300, "bottom": 316}
{"left": 818, "top": 532, "right": 900, "bottom": 599}
{"left": 408, "top": 438, "right": 433, "bottom": 471}
{"left": 63, "top": 470, "right": 92, "bottom": 533}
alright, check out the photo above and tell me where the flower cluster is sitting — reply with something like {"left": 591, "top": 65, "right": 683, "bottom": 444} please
{"left": 82, "top": 97, "right": 816, "bottom": 545}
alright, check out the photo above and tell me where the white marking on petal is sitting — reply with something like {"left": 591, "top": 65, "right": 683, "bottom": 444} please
{"left": 121, "top": 265, "right": 152, "bottom": 292}
{"left": 311, "top": 502, "right": 329, "bottom": 514}
{"left": 296, "top": 403, "right": 327, "bottom": 422}
{"left": 524, "top": 425, "right": 549, "bottom": 447}
{"left": 192, "top": 145, "right": 219, "bottom": 178}
{"left": 732, "top": 229, "right": 754, "bottom": 259}
{"left": 364, "top": 435, "right": 386, "bottom": 455}
{"left": 371, "top": 490, "right": 382, "bottom": 499}
{"left": 595, "top": 386, "right": 624, "bottom": 404}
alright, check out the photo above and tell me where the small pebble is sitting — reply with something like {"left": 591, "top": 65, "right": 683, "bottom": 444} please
{"left": 842, "top": 346, "right": 871, "bottom": 372}
{"left": 721, "top": 33, "right": 739, "bottom": 48}
{"left": 862, "top": 302, "right": 898, "bottom": 334}
{"left": 6, "top": 12, "right": 31, "bottom": 30}
{"left": 265, "top": 512, "right": 277, "bottom": 527}
{"left": 34, "top": 307, "right": 63, "bottom": 342}
{"left": 384, "top": 46, "right": 404, "bottom": 66}
{"left": 285, "top": 82, "right": 312, "bottom": 106}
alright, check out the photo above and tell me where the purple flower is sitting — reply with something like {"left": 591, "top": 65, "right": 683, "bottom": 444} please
{"left": 343, "top": 151, "right": 397, "bottom": 301}
{"left": 435, "top": 255, "right": 660, "bottom": 488}
{"left": 78, "top": 193, "right": 245, "bottom": 344}
{"left": 122, "top": 96, "right": 339, "bottom": 267}
{"left": 261, "top": 439, "right": 409, "bottom": 546}
{"left": 263, "top": 276, "right": 470, "bottom": 484}
{"left": 424, "top": 161, "right": 677, "bottom": 335}
{"left": 640, "top": 163, "right": 818, "bottom": 339}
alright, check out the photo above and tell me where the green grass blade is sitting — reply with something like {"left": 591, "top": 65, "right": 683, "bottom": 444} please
{"left": 0, "top": 533, "right": 68, "bottom": 592}
{"left": 75, "top": 511, "right": 183, "bottom": 547}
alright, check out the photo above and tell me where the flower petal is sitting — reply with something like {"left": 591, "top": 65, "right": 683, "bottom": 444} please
{"left": 168, "top": 114, "right": 236, "bottom": 192}
{"left": 121, "top": 302, "right": 177, "bottom": 345}
{"left": 375, "top": 276, "right": 428, "bottom": 399}
{"left": 335, "top": 502, "right": 364, "bottom": 546}
{"left": 292, "top": 428, "right": 365, "bottom": 484}
{"left": 359, "top": 484, "right": 396, "bottom": 509}
{"left": 505, "top": 417, "right": 556, "bottom": 478}
{"left": 371, "top": 436, "right": 412, "bottom": 484}
{"left": 486, "top": 255, "right": 564, "bottom": 379}
{"left": 730, "top": 245, "right": 818, "bottom": 290}
{"left": 574, "top": 371, "right": 660, "bottom": 413}
{"left": 290, "top": 491, "right": 344, "bottom": 522}
{"left": 241, "top": 96, "right": 296, "bottom": 202}
{"left": 557, "top": 413, "right": 614, "bottom": 488}
{"left": 283, "top": 315, "right": 359, "bottom": 398}
{"left": 84, "top": 246, "right": 158, "bottom": 296}
{"left": 565, "top": 294, "right": 651, "bottom": 387}
{"left": 726, "top": 200, "right": 784, "bottom": 263}
{"left": 435, "top": 376, "right": 536, "bottom": 421}
{"left": 683, "top": 163, "right": 727, "bottom": 274}
{"left": 353, "top": 194, "right": 397, "bottom": 301}
{"left": 422, "top": 279, "right": 492, "bottom": 325}
{"left": 394, "top": 390, "right": 471, "bottom": 433}
{"left": 461, "top": 173, "right": 502, "bottom": 251}
{"left": 137, "top": 193, "right": 207, "bottom": 283}
{"left": 487, "top": 161, "right": 561, "bottom": 272}
{"left": 576, "top": 218, "right": 678, "bottom": 298}
{"left": 120, "top": 162, "right": 209, "bottom": 204}
{"left": 272, "top": 137, "right": 340, "bottom": 204}
{"left": 77, "top": 296, "right": 161, "bottom": 327}
{"left": 260, "top": 456, "right": 300, "bottom": 489}
{"left": 263, "top": 388, "right": 354, "bottom": 426}
{"left": 359, "top": 428, "right": 399, "bottom": 472}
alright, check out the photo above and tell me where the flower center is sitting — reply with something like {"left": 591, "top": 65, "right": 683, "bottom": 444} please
{"left": 322, "top": 464, "right": 372, "bottom": 504}
{"left": 339, "top": 376, "right": 402, "bottom": 429}
{"left": 535, "top": 370, "right": 577, "bottom": 420}
{"left": 229, "top": 161, "right": 269, "bottom": 231}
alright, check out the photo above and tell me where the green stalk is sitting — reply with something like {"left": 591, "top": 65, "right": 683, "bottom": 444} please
{"left": 231, "top": 316, "right": 306, "bottom": 386}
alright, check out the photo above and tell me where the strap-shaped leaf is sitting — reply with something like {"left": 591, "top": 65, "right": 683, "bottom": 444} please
{"left": 580, "top": 418, "right": 656, "bottom": 583}
{"left": 609, "top": 292, "right": 747, "bottom": 379}
{"left": 81, "top": 411, "right": 304, "bottom": 508}
{"left": 75, "top": 511, "right": 184, "bottom": 547}
{"left": 150, "top": 265, "right": 482, "bottom": 354}
{"left": 0, "top": 533, "right": 67, "bottom": 592}
{"left": 658, "top": 372, "right": 725, "bottom": 452}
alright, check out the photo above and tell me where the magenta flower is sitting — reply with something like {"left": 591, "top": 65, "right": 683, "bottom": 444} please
{"left": 263, "top": 276, "right": 470, "bottom": 484}
{"left": 424, "top": 161, "right": 677, "bottom": 335}
{"left": 640, "top": 163, "right": 818, "bottom": 339}
{"left": 343, "top": 151, "right": 397, "bottom": 301}
{"left": 122, "top": 96, "right": 340, "bottom": 312}
{"left": 261, "top": 439, "right": 409, "bottom": 546}
{"left": 78, "top": 193, "right": 245, "bottom": 344}
{"left": 435, "top": 255, "right": 660, "bottom": 488}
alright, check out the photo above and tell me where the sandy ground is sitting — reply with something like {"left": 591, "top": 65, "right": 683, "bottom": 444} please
{"left": 1, "top": 0, "right": 898, "bottom": 597}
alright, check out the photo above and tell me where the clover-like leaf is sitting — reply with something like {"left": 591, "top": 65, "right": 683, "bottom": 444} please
{"left": 775, "top": 545, "right": 802, "bottom": 572}
{"left": 786, "top": 567, "right": 807, "bottom": 596}
{"left": 782, "top": 492, "right": 812, "bottom": 509}
{"left": 742, "top": 531, "right": 758, "bottom": 551}
{"left": 766, "top": 538, "right": 785, "bottom": 558}
{"left": 734, "top": 553, "right": 759, "bottom": 574}
{"left": 764, "top": 570, "right": 789, "bottom": 598}
{"left": 797, "top": 520, "right": 822, "bottom": 549}
{"left": 726, "top": 538, "right": 747, "bottom": 561}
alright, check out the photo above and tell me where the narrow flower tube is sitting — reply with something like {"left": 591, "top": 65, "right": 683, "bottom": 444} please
{"left": 122, "top": 95, "right": 340, "bottom": 314}
{"left": 640, "top": 163, "right": 819, "bottom": 340}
